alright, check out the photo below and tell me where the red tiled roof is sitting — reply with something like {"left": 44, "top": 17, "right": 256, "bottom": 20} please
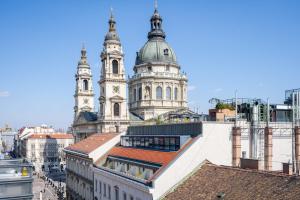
{"left": 29, "top": 133, "right": 73, "bottom": 139}
{"left": 65, "top": 133, "right": 119, "bottom": 155}
{"left": 108, "top": 146, "right": 178, "bottom": 166}
{"left": 163, "top": 163, "right": 300, "bottom": 200}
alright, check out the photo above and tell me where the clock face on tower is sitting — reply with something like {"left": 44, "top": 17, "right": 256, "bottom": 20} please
{"left": 84, "top": 99, "right": 89, "bottom": 104}
{"left": 113, "top": 86, "right": 120, "bottom": 94}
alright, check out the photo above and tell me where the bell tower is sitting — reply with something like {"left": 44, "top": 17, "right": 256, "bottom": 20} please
{"left": 74, "top": 46, "right": 95, "bottom": 121}
{"left": 98, "top": 11, "right": 129, "bottom": 133}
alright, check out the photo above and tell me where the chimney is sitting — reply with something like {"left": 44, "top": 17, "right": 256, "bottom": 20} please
{"left": 264, "top": 127, "right": 272, "bottom": 171}
{"left": 232, "top": 127, "right": 241, "bottom": 167}
{"left": 295, "top": 126, "right": 300, "bottom": 173}
{"left": 282, "top": 163, "right": 293, "bottom": 175}
{"left": 240, "top": 158, "right": 263, "bottom": 170}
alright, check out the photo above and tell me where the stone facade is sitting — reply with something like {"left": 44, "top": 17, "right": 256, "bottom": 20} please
{"left": 128, "top": 8, "right": 188, "bottom": 120}
{"left": 98, "top": 12, "right": 130, "bottom": 133}
{"left": 74, "top": 46, "right": 95, "bottom": 121}
{"left": 72, "top": 8, "right": 189, "bottom": 141}
{"left": 23, "top": 134, "right": 74, "bottom": 172}
{"left": 64, "top": 133, "right": 123, "bottom": 200}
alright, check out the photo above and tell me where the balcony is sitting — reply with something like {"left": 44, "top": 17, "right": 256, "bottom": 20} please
{"left": 129, "top": 71, "right": 187, "bottom": 81}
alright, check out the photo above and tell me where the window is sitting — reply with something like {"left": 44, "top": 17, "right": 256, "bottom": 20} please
{"left": 104, "top": 183, "right": 107, "bottom": 197}
{"left": 130, "top": 195, "right": 134, "bottom": 200}
{"left": 166, "top": 66, "right": 170, "bottom": 71}
{"left": 163, "top": 48, "right": 169, "bottom": 55}
{"left": 174, "top": 87, "right": 178, "bottom": 100}
{"left": 123, "top": 192, "right": 127, "bottom": 200}
{"left": 99, "top": 181, "right": 102, "bottom": 194}
{"left": 108, "top": 185, "right": 111, "bottom": 199}
{"left": 156, "top": 86, "right": 162, "bottom": 100}
{"left": 95, "top": 180, "right": 97, "bottom": 192}
{"left": 148, "top": 66, "right": 152, "bottom": 71}
{"left": 138, "top": 87, "right": 142, "bottom": 100}
{"left": 83, "top": 80, "right": 88, "bottom": 91}
{"left": 114, "top": 186, "right": 119, "bottom": 200}
{"left": 100, "top": 103, "right": 104, "bottom": 116}
{"left": 114, "top": 103, "right": 120, "bottom": 116}
{"left": 166, "top": 87, "right": 171, "bottom": 100}
{"left": 112, "top": 60, "right": 119, "bottom": 74}
{"left": 133, "top": 89, "right": 137, "bottom": 101}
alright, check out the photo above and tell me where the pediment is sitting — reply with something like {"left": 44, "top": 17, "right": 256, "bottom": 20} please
{"left": 110, "top": 50, "right": 122, "bottom": 55}
{"left": 109, "top": 95, "right": 124, "bottom": 101}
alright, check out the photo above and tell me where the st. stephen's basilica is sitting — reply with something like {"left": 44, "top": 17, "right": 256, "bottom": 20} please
{"left": 72, "top": 6, "right": 198, "bottom": 142}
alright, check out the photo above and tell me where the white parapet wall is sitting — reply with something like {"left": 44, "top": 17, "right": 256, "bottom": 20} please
{"left": 240, "top": 122, "right": 293, "bottom": 170}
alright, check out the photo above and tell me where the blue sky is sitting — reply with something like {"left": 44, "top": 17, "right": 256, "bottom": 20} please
{"left": 0, "top": 0, "right": 299, "bottom": 129}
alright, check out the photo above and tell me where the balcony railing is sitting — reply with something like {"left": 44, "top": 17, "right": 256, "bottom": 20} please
{"left": 129, "top": 72, "right": 187, "bottom": 80}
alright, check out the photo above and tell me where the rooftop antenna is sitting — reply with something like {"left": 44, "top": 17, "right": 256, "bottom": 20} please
{"left": 266, "top": 98, "right": 270, "bottom": 127}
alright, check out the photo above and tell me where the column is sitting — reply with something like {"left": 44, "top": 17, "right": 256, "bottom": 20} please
{"left": 264, "top": 127, "right": 272, "bottom": 171}
{"left": 232, "top": 127, "right": 241, "bottom": 167}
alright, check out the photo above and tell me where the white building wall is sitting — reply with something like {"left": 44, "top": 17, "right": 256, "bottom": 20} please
{"left": 240, "top": 122, "right": 293, "bottom": 170}
{"left": 89, "top": 132, "right": 125, "bottom": 160}
{"left": 94, "top": 168, "right": 152, "bottom": 200}
{"left": 273, "top": 137, "right": 292, "bottom": 169}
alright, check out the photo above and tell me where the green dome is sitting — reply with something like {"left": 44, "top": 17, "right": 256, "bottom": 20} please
{"left": 136, "top": 39, "right": 177, "bottom": 65}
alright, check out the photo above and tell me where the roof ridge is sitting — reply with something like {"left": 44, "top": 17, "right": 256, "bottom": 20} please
{"left": 212, "top": 164, "right": 298, "bottom": 178}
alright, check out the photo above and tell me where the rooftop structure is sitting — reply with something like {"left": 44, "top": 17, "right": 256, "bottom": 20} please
{"left": 0, "top": 159, "right": 33, "bottom": 200}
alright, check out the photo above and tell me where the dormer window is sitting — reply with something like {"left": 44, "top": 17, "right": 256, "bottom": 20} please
{"left": 164, "top": 48, "right": 169, "bottom": 56}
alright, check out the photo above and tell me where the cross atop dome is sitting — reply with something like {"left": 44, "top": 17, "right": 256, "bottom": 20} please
{"left": 105, "top": 8, "right": 120, "bottom": 42}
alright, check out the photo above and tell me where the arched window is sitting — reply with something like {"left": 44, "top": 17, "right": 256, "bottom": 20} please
{"left": 83, "top": 80, "right": 88, "bottom": 91}
{"left": 166, "top": 87, "right": 171, "bottom": 100}
{"left": 138, "top": 87, "right": 142, "bottom": 100}
{"left": 114, "top": 186, "right": 119, "bottom": 200}
{"left": 114, "top": 103, "right": 120, "bottom": 116}
{"left": 174, "top": 87, "right": 178, "bottom": 100}
{"left": 156, "top": 86, "right": 162, "bottom": 100}
{"left": 112, "top": 60, "right": 119, "bottom": 74}
{"left": 100, "top": 103, "right": 104, "bottom": 116}
{"left": 133, "top": 89, "right": 137, "bottom": 101}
